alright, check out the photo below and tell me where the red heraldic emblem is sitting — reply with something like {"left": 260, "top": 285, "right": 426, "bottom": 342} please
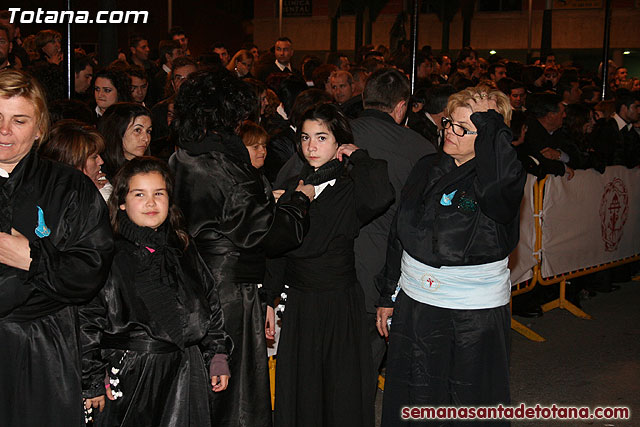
{"left": 599, "top": 178, "right": 629, "bottom": 252}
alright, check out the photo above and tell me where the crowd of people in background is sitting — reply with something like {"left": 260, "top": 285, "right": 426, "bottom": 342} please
{"left": 1, "top": 9, "right": 639, "bottom": 426}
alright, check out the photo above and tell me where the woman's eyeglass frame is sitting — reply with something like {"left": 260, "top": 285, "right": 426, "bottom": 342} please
{"left": 441, "top": 117, "right": 478, "bottom": 137}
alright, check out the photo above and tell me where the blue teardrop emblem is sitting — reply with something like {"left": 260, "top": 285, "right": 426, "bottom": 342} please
{"left": 440, "top": 190, "right": 457, "bottom": 206}
{"left": 35, "top": 206, "right": 51, "bottom": 238}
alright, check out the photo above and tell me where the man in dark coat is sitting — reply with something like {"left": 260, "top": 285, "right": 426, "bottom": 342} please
{"left": 261, "top": 37, "right": 303, "bottom": 81}
{"left": 612, "top": 88, "right": 640, "bottom": 168}
{"left": 0, "top": 70, "right": 114, "bottom": 426}
{"left": 350, "top": 68, "right": 436, "bottom": 385}
{"left": 522, "top": 91, "right": 579, "bottom": 178}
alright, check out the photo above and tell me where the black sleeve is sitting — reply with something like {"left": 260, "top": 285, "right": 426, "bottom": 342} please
{"left": 263, "top": 256, "right": 288, "bottom": 308}
{"left": 515, "top": 146, "right": 566, "bottom": 179}
{"left": 471, "top": 110, "right": 527, "bottom": 224}
{"left": 375, "top": 209, "right": 403, "bottom": 308}
{"left": 348, "top": 149, "right": 395, "bottom": 226}
{"left": 260, "top": 191, "right": 310, "bottom": 257}
{"left": 192, "top": 244, "right": 234, "bottom": 360}
{"left": 78, "top": 279, "right": 110, "bottom": 399}
{"left": 179, "top": 157, "right": 308, "bottom": 255}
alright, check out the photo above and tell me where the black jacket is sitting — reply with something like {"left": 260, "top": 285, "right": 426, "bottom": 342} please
{"left": 264, "top": 149, "right": 395, "bottom": 304}
{"left": 170, "top": 133, "right": 310, "bottom": 286}
{"left": 79, "top": 215, "right": 231, "bottom": 427}
{"left": 406, "top": 110, "right": 439, "bottom": 151}
{"left": 350, "top": 109, "right": 436, "bottom": 313}
{"left": 523, "top": 117, "right": 580, "bottom": 176}
{"left": 264, "top": 125, "right": 297, "bottom": 185}
{"left": 0, "top": 151, "right": 114, "bottom": 426}
{"left": 377, "top": 111, "right": 526, "bottom": 307}
{"left": 340, "top": 94, "right": 364, "bottom": 119}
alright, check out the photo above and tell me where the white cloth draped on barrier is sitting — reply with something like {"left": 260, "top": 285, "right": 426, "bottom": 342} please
{"left": 540, "top": 166, "right": 640, "bottom": 278}
{"left": 509, "top": 174, "right": 537, "bottom": 285}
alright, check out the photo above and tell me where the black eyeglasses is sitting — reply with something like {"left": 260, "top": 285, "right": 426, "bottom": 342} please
{"left": 441, "top": 117, "right": 478, "bottom": 137}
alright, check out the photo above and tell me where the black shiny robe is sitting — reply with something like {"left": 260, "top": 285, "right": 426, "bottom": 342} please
{"left": 378, "top": 110, "right": 526, "bottom": 307}
{"left": 79, "top": 218, "right": 231, "bottom": 427}
{"left": 170, "top": 134, "right": 310, "bottom": 427}
{"left": 0, "top": 151, "right": 114, "bottom": 427}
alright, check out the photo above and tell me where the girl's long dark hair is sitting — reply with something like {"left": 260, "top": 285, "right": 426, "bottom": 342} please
{"left": 108, "top": 156, "right": 189, "bottom": 250}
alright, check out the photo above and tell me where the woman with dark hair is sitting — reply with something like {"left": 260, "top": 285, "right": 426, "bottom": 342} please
{"left": 93, "top": 68, "right": 132, "bottom": 117}
{"left": 39, "top": 119, "right": 112, "bottom": 200}
{"left": 263, "top": 103, "right": 394, "bottom": 427}
{"left": 561, "top": 103, "right": 599, "bottom": 171}
{"left": 97, "top": 102, "right": 152, "bottom": 179}
{"left": 243, "top": 78, "right": 268, "bottom": 123}
{"left": 79, "top": 157, "right": 231, "bottom": 426}
{"left": 170, "top": 68, "right": 314, "bottom": 427}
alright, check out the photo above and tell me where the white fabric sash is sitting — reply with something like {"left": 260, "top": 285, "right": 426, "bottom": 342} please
{"left": 399, "top": 251, "right": 511, "bottom": 310}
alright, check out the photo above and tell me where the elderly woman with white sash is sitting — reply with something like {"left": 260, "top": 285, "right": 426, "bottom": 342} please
{"left": 376, "top": 86, "right": 525, "bottom": 426}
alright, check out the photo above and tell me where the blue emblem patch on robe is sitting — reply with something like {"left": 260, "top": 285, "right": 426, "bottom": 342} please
{"left": 440, "top": 190, "right": 457, "bottom": 206}
{"left": 35, "top": 206, "right": 51, "bottom": 238}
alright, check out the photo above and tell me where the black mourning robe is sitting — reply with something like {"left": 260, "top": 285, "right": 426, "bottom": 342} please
{"left": 378, "top": 110, "right": 526, "bottom": 305}
{"left": 264, "top": 149, "right": 395, "bottom": 427}
{"left": 376, "top": 111, "right": 525, "bottom": 425}
{"left": 0, "top": 151, "right": 114, "bottom": 427}
{"left": 80, "top": 214, "right": 231, "bottom": 427}
{"left": 170, "top": 133, "right": 310, "bottom": 427}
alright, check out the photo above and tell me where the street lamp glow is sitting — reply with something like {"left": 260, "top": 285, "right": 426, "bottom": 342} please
{"left": 623, "top": 50, "right": 631, "bottom": 55}
{"left": 489, "top": 50, "right": 497, "bottom": 55}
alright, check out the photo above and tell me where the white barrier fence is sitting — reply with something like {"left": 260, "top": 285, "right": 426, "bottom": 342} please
{"left": 509, "top": 174, "right": 538, "bottom": 285}
{"left": 540, "top": 166, "right": 640, "bottom": 278}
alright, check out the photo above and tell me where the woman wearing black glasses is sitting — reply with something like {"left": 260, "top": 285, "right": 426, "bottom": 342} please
{"left": 376, "top": 86, "right": 526, "bottom": 426}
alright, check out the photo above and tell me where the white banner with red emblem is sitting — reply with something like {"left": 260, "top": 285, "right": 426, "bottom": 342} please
{"left": 540, "top": 166, "right": 640, "bottom": 278}
{"left": 509, "top": 174, "right": 538, "bottom": 285}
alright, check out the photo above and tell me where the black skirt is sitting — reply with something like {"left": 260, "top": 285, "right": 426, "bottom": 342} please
{"left": 381, "top": 290, "right": 510, "bottom": 427}
{"left": 274, "top": 284, "right": 375, "bottom": 427}
{"left": 210, "top": 282, "right": 272, "bottom": 427}
{"left": 95, "top": 345, "right": 212, "bottom": 427}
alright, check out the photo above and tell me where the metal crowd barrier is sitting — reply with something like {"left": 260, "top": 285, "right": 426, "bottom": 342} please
{"left": 510, "top": 175, "right": 640, "bottom": 342}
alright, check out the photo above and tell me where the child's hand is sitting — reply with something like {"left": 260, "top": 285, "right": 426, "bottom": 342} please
{"left": 211, "top": 375, "right": 230, "bottom": 392}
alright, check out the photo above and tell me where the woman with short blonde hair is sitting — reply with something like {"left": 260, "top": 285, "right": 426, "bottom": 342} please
{"left": 377, "top": 84, "right": 525, "bottom": 426}
{"left": 0, "top": 69, "right": 113, "bottom": 426}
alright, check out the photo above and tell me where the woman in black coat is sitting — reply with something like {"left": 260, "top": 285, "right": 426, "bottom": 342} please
{"left": 170, "top": 68, "right": 314, "bottom": 427}
{"left": 264, "top": 103, "right": 395, "bottom": 427}
{"left": 0, "top": 70, "right": 114, "bottom": 427}
{"left": 376, "top": 87, "right": 526, "bottom": 426}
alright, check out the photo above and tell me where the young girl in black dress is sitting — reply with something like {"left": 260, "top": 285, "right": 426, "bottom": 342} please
{"left": 80, "top": 157, "right": 232, "bottom": 427}
{"left": 264, "top": 103, "right": 394, "bottom": 427}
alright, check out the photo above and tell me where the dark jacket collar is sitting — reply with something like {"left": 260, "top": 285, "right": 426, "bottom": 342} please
{"left": 179, "top": 132, "right": 251, "bottom": 165}
{"left": 357, "top": 108, "right": 397, "bottom": 125}
{"left": 2, "top": 148, "right": 40, "bottom": 198}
